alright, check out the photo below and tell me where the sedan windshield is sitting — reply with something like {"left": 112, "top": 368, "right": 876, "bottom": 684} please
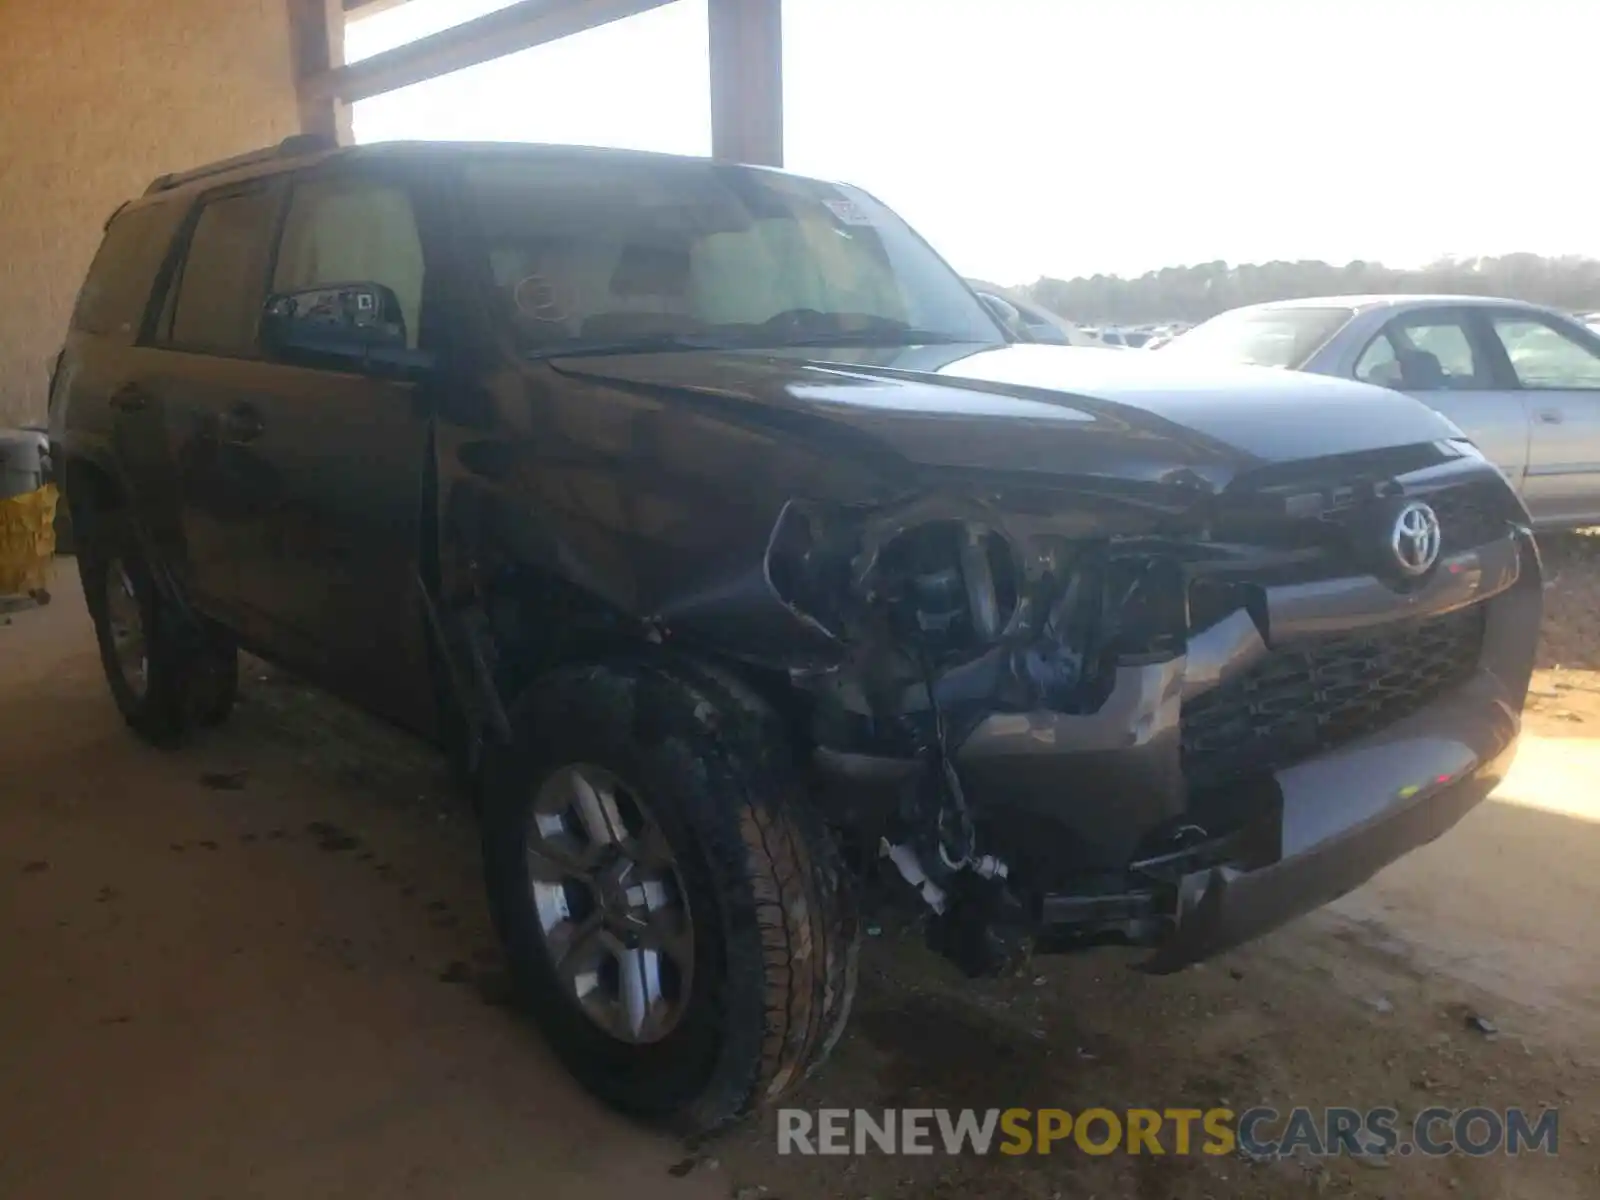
{"left": 1160, "top": 305, "right": 1354, "bottom": 369}
{"left": 462, "top": 153, "right": 1004, "bottom": 357}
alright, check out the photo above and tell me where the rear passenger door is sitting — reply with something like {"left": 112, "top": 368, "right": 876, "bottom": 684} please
{"left": 1479, "top": 310, "right": 1600, "bottom": 527}
{"left": 1353, "top": 306, "right": 1532, "bottom": 492}
{"left": 145, "top": 179, "right": 288, "bottom": 627}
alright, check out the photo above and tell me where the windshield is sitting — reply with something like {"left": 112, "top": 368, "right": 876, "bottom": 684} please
{"left": 1161, "top": 305, "right": 1354, "bottom": 369}
{"left": 462, "top": 154, "right": 1004, "bottom": 357}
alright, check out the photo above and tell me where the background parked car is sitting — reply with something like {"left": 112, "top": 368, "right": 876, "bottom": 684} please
{"left": 966, "top": 281, "right": 1101, "bottom": 346}
{"left": 1161, "top": 295, "right": 1600, "bottom": 529}
{"left": 1090, "top": 326, "right": 1133, "bottom": 348}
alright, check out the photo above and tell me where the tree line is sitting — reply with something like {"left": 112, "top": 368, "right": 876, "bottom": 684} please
{"left": 1023, "top": 254, "right": 1600, "bottom": 325}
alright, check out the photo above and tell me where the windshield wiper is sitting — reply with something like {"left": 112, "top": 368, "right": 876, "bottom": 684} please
{"left": 759, "top": 329, "right": 977, "bottom": 349}
{"left": 523, "top": 334, "right": 736, "bottom": 361}
{"left": 759, "top": 312, "right": 984, "bottom": 348}
{"left": 524, "top": 326, "right": 984, "bottom": 361}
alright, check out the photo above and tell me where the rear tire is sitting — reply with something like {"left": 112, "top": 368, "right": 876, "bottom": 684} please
{"left": 481, "top": 659, "right": 858, "bottom": 1134}
{"left": 79, "top": 512, "right": 237, "bottom": 744}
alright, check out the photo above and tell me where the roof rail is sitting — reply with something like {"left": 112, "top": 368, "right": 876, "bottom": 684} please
{"left": 143, "top": 133, "right": 338, "bottom": 196}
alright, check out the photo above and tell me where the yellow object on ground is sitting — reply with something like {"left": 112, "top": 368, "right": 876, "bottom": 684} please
{"left": 0, "top": 483, "right": 58, "bottom": 596}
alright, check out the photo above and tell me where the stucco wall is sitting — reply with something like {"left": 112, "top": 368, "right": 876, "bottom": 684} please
{"left": 0, "top": 0, "right": 302, "bottom": 425}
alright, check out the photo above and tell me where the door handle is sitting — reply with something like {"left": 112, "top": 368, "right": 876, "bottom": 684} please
{"left": 1537, "top": 408, "right": 1563, "bottom": 424}
{"left": 219, "top": 404, "right": 265, "bottom": 444}
{"left": 109, "top": 385, "right": 148, "bottom": 413}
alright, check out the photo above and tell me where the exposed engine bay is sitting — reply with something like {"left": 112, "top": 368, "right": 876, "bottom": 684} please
{"left": 755, "top": 471, "right": 1519, "bottom": 976}
{"left": 763, "top": 489, "right": 1208, "bottom": 973}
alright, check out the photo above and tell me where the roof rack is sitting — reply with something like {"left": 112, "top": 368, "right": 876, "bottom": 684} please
{"left": 143, "top": 133, "right": 338, "bottom": 196}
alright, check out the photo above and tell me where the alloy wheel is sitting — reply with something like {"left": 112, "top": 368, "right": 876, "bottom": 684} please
{"left": 525, "top": 764, "right": 695, "bottom": 1044}
{"left": 104, "top": 558, "right": 149, "bottom": 701}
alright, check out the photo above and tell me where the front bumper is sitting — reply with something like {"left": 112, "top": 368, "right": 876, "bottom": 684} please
{"left": 1143, "top": 529, "right": 1540, "bottom": 972}
{"left": 1142, "top": 672, "right": 1521, "bottom": 971}
{"left": 961, "top": 527, "right": 1542, "bottom": 968}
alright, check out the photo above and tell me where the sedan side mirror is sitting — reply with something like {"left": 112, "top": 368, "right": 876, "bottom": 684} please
{"left": 262, "top": 282, "right": 433, "bottom": 373}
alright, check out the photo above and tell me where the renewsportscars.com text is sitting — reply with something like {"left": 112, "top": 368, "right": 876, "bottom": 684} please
{"left": 778, "top": 1106, "right": 1560, "bottom": 1158}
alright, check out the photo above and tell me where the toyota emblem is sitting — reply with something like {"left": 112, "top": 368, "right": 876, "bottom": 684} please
{"left": 1390, "top": 500, "right": 1442, "bottom": 577}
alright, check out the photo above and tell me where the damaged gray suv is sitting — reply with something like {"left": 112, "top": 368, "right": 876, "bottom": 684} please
{"left": 52, "top": 138, "right": 1540, "bottom": 1132}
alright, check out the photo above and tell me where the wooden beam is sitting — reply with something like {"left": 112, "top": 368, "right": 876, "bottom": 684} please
{"left": 288, "top": 0, "right": 354, "bottom": 143}
{"left": 707, "top": 0, "right": 782, "bottom": 166}
{"left": 343, "top": 0, "right": 414, "bottom": 16}
{"left": 304, "top": 0, "right": 676, "bottom": 104}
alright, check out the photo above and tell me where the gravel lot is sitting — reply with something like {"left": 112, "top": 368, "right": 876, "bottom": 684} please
{"left": 2, "top": 546, "right": 1597, "bottom": 1199}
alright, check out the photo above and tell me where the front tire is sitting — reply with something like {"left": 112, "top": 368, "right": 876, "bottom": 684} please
{"left": 79, "top": 513, "right": 237, "bottom": 744}
{"left": 481, "top": 660, "right": 858, "bottom": 1134}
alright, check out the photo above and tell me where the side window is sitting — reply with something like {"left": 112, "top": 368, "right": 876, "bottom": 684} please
{"left": 1355, "top": 333, "right": 1401, "bottom": 386}
{"left": 272, "top": 176, "right": 426, "bottom": 349}
{"left": 168, "top": 189, "right": 280, "bottom": 355}
{"left": 71, "top": 202, "right": 185, "bottom": 338}
{"left": 1489, "top": 317, "right": 1600, "bottom": 390}
{"left": 1358, "top": 316, "right": 1485, "bottom": 391}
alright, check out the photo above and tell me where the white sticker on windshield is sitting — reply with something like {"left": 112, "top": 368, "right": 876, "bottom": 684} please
{"left": 824, "top": 197, "right": 873, "bottom": 226}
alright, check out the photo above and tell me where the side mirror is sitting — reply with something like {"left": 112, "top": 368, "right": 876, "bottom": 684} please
{"left": 975, "top": 292, "right": 1034, "bottom": 342}
{"left": 262, "top": 282, "right": 432, "bottom": 373}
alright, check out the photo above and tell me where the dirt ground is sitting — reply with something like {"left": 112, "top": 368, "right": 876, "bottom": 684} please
{"left": 3, "top": 541, "right": 1599, "bottom": 1200}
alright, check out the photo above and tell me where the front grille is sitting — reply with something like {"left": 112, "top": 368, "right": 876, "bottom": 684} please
{"left": 1427, "top": 483, "right": 1510, "bottom": 556}
{"left": 1181, "top": 605, "right": 1485, "bottom": 792}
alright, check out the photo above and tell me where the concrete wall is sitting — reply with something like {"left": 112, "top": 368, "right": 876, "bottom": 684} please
{"left": 0, "top": 0, "right": 302, "bottom": 425}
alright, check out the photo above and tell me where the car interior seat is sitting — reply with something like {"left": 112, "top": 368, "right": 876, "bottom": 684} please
{"left": 582, "top": 242, "right": 696, "bottom": 340}
{"left": 1395, "top": 348, "right": 1447, "bottom": 390}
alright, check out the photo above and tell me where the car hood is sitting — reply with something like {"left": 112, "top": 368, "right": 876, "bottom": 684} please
{"left": 550, "top": 342, "right": 1459, "bottom": 493}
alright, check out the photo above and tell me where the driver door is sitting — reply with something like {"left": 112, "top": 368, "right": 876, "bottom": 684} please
{"left": 220, "top": 164, "right": 438, "bottom": 729}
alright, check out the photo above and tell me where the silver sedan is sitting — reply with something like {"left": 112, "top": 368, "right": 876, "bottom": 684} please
{"left": 1162, "top": 295, "right": 1600, "bottom": 528}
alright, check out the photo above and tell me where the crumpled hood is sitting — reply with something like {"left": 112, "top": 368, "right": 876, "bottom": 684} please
{"left": 551, "top": 341, "right": 1460, "bottom": 491}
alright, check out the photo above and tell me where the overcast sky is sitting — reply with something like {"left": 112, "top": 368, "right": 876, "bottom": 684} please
{"left": 348, "top": 0, "right": 1600, "bottom": 287}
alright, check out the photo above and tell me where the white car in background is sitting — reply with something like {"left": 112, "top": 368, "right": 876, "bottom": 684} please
{"left": 1162, "top": 294, "right": 1600, "bottom": 528}
{"left": 1081, "top": 326, "right": 1136, "bottom": 349}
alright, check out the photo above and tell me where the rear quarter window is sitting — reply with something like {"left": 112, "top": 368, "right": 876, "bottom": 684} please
{"left": 70, "top": 201, "right": 185, "bottom": 338}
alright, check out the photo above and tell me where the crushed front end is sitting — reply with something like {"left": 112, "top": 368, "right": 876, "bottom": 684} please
{"left": 771, "top": 439, "right": 1540, "bottom": 975}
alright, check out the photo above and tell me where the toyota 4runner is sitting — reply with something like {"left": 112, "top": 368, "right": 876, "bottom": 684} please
{"left": 50, "top": 136, "right": 1541, "bottom": 1133}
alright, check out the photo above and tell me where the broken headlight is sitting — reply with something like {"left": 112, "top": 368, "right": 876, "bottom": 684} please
{"left": 767, "top": 500, "right": 1022, "bottom": 661}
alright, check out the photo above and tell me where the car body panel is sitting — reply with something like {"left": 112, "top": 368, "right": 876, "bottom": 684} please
{"left": 552, "top": 342, "right": 1462, "bottom": 479}
{"left": 150, "top": 347, "right": 435, "bottom": 728}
